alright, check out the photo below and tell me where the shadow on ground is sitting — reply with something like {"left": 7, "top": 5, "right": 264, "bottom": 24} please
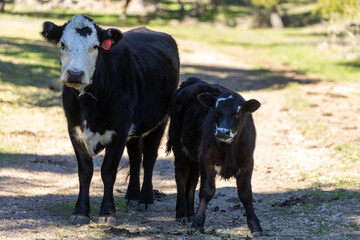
{"left": 0, "top": 186, "right": 358, "bottom": 239}
{"left": 1, "top": 36, "right": 319, "bottom": 96}
{"left": 180, "top": 64, "right": 319, "bottom": 91}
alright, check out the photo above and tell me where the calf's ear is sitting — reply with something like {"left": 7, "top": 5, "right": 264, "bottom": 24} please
{"left": 243, "top": 99, "right": 261, "bottom": 113}
{"left": 41, "top": 21, "right": 64, "bottom": 45}
{"left": 197, "top": 93, "right": 217, "bottom": 109}
{"left": 98, "top": 28, "right": 123, "bottom": 50}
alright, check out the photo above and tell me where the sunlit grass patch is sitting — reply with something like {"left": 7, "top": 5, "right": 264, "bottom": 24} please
{"left": 335, "top": 143, "right": 360, "bottom": 163}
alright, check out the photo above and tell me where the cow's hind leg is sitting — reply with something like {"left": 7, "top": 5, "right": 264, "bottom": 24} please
{"left": 185, "top": 161, "right": 199, "bottom": 222}
{"left": 236, "top": 163, "right": 263, "bottom": 236}
{"left": 138, "top": 120, "right": 167, "bottom": 211}
{"left": 68, "top": 133, "right": 93, "bottom": 225}
{"left": 125, "top": 137, "right": 143, "bottom": 206}
{"left": 98, "top": 137, "right": 127, "bottom": 226}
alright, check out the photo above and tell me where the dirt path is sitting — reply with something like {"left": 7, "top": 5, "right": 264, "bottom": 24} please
{"left": 0, "top": 37, "right": 359, "bottom": 240}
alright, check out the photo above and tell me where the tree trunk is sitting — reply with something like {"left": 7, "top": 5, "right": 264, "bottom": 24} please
{"left": 269, "top": 7, "right": 283, "bottom": 29}
{"left": 0, "top": 0, "right": 5, "bottom": 12}
{"left": 210, "top": 0, "right": 219, "bottom": 12}
{"left": 124, "top": 0, "right": 157, "bottom": 16}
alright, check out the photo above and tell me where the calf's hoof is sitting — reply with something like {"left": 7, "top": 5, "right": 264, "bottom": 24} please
{"left": 139, "top": 203, "right": 154, "bottom": 212}
{"left": 252, "top": 231, "right": 264, "bottom": 238}
{"left": 126, "top": 199, "right": 138, "bottom": 207}
{"left": 190, "top": 222, "right": 205, "bottom": 233}
{"left": 98, "top": 215, "right": 117, "bottom": 226}
{"left": 68, "top": 215, "right": 90, "bottom": 225}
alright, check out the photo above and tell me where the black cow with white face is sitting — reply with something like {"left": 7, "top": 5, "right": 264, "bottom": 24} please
{"left": 167, "top": 77, "right": 263, "bottom": 237}
{"left": 42, "top": 15, "right": 179, "bottom": 225}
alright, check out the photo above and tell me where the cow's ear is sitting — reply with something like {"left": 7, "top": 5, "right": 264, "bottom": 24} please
{"left": 197, "top": 93, "right": 217, "bottom": 109}
{"left": 41, "top": 21, "right": 64, "bottom": 45}
{"left": 99, "top": 28, "right": 123, "bottom": 50}
{"left": 243, "top": 99, "right": 261, "bottom": 113}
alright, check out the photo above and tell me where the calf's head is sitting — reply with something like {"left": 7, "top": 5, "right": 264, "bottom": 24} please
{"left": 198, "top": 93, "right": 260, "bottom": 143}
{"left": 41, "top": 15, "right": 122, "bottom": 92}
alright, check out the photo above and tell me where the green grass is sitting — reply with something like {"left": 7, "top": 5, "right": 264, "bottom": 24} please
{"left": 3, "top": 6, "right": 360, "bottom": 83}
{"left": 49, "top": 197, "right": 133, "bottom": 220}
{"left": 335, "top": 143, "right": 360, "bottom": 163}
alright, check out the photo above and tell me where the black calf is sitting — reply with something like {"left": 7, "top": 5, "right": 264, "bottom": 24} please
{"left": 167, "top": 77, "right": 263, "bottom": 236}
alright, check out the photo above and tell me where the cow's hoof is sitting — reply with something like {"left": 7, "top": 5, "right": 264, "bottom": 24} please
{"left": 187, "top": 216, "right": 194, "bottom": 222}
{"left": 98, "top": 215, "right": 117, "bottom": 226}
{"left": 68, "top": 215, "right": 90, "bottom": 225}
{"left": 126, "top": 199, "right": 138, "bottom": 207}
{"left": 252, "top": 231, "right": 264, "bottom": 238}
{"left": 176, "top": 217, "right": 187, "bottom": 224}
{"left": 138, "top": 203, "right": 154, "bottom": 212}
{"left": 190, "top": 222, "right": 204, "bottom": 233}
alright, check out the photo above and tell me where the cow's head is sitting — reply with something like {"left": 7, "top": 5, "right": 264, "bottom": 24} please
{"left": 198, "top": 92, "right": 260, "bottom": 144}
{"left": 41, "top": 15, "right": 122, "bottom": 92}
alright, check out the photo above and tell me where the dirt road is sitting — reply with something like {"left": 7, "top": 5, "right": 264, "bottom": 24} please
{"left": 0, "top": 37, "right": 359, "bottom": 240}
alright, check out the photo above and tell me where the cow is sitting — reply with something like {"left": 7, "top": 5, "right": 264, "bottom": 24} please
{"left": 41, "top": 15, "right": 179, "bottom": 225}
{"left": 167, "top": 77, "right": 263, "bottom": 237}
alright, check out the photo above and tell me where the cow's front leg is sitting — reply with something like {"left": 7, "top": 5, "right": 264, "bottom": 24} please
{"left": 191, "top": 161, "right": 216, "bottom": 231}
{"left": 98, "top": 136, "right": 127, "bottom": 226}
{"left": 236, "top": 162, "right": 263, "bottom": 237}
{"left": 68, "top": 133, "right": 93, "bottom": 225}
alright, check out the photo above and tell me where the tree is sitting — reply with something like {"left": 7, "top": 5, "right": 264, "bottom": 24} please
{"left": 122, "top": 0, "right": 157, "bottom": 17}
{"left": 315, "top": 0, "right": 360, "bottom": 20}
{"left": 0, "top": 0, "right": 5, "bottom": 12}
{"left": 251, "top": 0, "right": 285, "bottom": 29}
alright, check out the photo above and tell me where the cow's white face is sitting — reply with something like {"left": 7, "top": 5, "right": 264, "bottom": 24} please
{"left": 41, "top": 15, "right": 123, "bottom": 93}
{"left": 59, "top": 15, "right": 99, "bottom": 91}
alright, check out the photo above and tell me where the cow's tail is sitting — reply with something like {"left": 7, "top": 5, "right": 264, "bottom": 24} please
{"left": 166, "top": 92, "right": 177, "bottom": 155}
{"left": 167, "top": 76, "right": 201, "bottom": 155}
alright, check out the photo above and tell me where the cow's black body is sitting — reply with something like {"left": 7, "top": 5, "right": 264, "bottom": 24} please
{"left": 62, "top": 27, "right": 179, "bottom": 224}
{"left": 167, "top": 78, "right": 263, "bottom": 236}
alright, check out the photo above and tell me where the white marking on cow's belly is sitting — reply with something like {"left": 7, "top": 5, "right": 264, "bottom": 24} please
{"left": 73, "top": 126, "right": 115, "bottom": 156}
{"left": 215, "top": 165, "right": 222, "bottom": 174}
{"left": 128, "top": 123, "right": 136, "bottom": 136}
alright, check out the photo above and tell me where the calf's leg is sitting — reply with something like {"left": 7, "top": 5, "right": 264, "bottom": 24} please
{"left": 68, "top": 132, "right": 93, "bottom": 225}
{"left": 185, "top": 161, "right": 199, "bottom": 221}
{"left": 174, "top": 149, "right": 192, "bottom": 222}
{"left": 99, "top": 136, "right": 127, "bottom": 226}
{"left": 191, "top": 161, "right": 216, "bottom": 231}
{"left": 125, "top": 137, "right": 143, "bottom": 206}
{"left": 236, "top": 165, "right": 263, "bottom": 236}
{"left": 138, "top": 120, "right": 167, "bottom": 211}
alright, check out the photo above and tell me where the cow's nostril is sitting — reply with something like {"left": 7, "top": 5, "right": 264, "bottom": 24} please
{"left": 67, "top": 70, "right": 85, "bottom": 83}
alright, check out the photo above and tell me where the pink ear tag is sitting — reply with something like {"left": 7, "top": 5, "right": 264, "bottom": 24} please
{"left": 101, "top": 39, "right": 112, "bottom": 50}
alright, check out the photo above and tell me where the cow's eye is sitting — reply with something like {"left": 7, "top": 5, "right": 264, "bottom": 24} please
{"left": 90, "top": 44, "right": 99, "bottom": 52}
{"left": 60, "top": 42, "right": 65, "bottom": 50}
{"left": 234, "top": 112, "right": 241, "bottom": 118}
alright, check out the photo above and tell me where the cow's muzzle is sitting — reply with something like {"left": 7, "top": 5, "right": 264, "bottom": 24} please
{"left": 66, "top": 70, "right": 85, "bottom": 84}
{"left": 215, "top": 128, "right": 234, "bottom": 143}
